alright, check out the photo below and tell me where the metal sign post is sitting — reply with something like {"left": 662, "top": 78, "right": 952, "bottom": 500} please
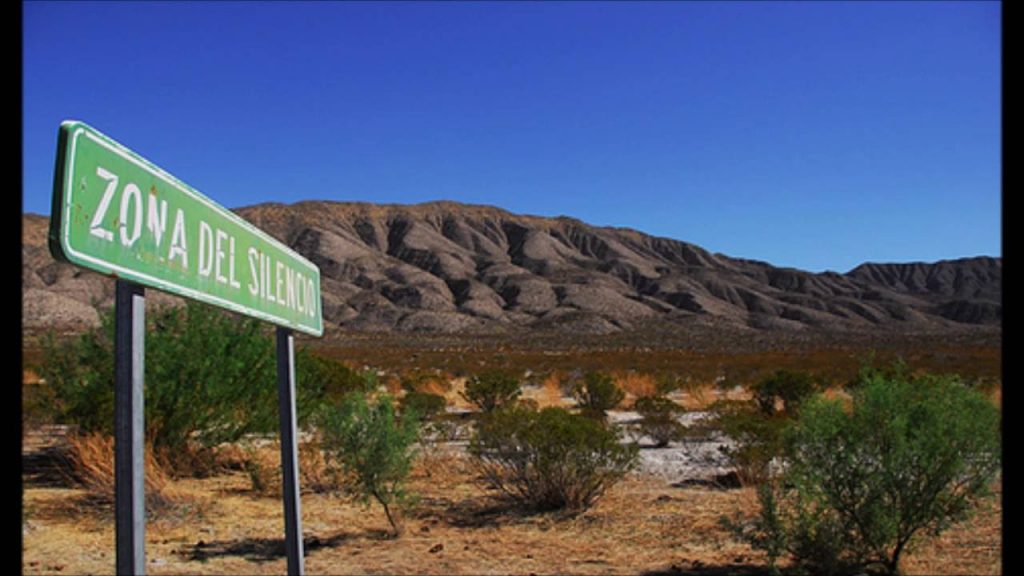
{"left": 277, "top": 328, "right": 305, "bottom": 575}
{"left": 49, "top": 120, "right": 323, "bottom": 576}
{"left": 115, "top": 280, "right": 146, "bottom": 575}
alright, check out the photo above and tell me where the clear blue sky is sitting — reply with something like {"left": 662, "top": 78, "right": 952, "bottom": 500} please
{"left": 23, "top": 1, "right": 1000, "bottom": 273}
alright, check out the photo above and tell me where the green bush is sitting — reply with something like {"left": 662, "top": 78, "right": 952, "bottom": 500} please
{"left": 715, "top": 368, "right": 820, "bottom": 484}
{"left": 712, "top": 400, "right": 788, "bottom": 486}
{"left": 461, "top": 370, "right": 521, "bottom": 413}
{"left": 38, "top": 314, "right": 118, "bottom": 435}
{"left": 36, "top": 301, "right": 357, "bottom": 475}
{"left": 847, "top": 353, "right": 911, "bottom": 390}
{"left": 400, "top": 390, "right": 447, "bottom": 421}
{"left": 39, "top": 302, "right": 281, "bottom": 457}
{"left": 469, "top": 405, "right": 638, "bottom": 512}
{"left": 297, "top": 354, "right": 373, "bottom": 411}
{"left": 318, "top": 393, "right": 419, "bottom": 537}
{"left": 750, "top": 369, "right": 819, "bottom": 416}
{"left": 572, "top": 372, "right": 625, "bottom": 419}
{"left": 743, "top": 373, "right": 1001, "bottom": 575}
{"left": 145, "top": 304, "right": 278, "bottom": 452}
{"left": 633, "top": 396, "right": 686, "bottom": 448}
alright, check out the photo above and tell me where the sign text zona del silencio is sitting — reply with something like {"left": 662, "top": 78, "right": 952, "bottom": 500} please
{"left": 49, "top": 120, "right": 323, "bottom": 336}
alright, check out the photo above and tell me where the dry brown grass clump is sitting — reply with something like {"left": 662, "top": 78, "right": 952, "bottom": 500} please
{"left": 242, "top": 443, "right": 281, "bottom": 495}
{"left": 678, "top": 382, "right": 724, "bottom": 410}
{"left": 518, "top": 371, "right": 575, "bottom": 409}
{"left": 444, "top": 376, "right": 476, "bottom": 411}
{"left": 157, "top": 444, "right": 234, "bottom": 479}
{"left": 59, "top": 433, "right": 181, "bottom": 514}
{"left": 300, "top": 438, "right": 346, "bottom": 494}
{"left": 381, "top": 373, "right": 404, "bottom": 395}
{"left": 613, "top": 371, "right": 657, "bottom": 401}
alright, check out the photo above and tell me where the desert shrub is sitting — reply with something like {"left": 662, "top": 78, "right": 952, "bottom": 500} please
{"left": 297, "top": 354, "right": 373, "bottom": 418}
{"left": 572, "top": 371, "right": 625, "bottom": 419}
{"left": 714, "top": 369, "right": 820, "bottom": 485}
{"left": 400, "top": 390, "right": 447, "bottom": 421}
{"left": 461, "top": 370, "right": 521, "bottom": 413}
{"left": 750, "top": 369, "right": 819, "bottom": 416}
{"left": 741, "top": 373, "right": 1001, "bottom": 575}
{"left": 469, "top": 405, "right": 638, "bottom": 512}
{"left": 40, "top": 303, "right": 279, "bottom": 456}
{"left": 712, "top": 400, "right": 788, "bottom": 486}
{"left": 37, "top": 301, "right": 350, "bottom": 475}
{"left": 22, "top": 371, "right": 58, "bottom": 430}
{"left": 38, "top": 318, "right": 117, "bottom": 435}
{"left": 318, "top": 393, "right": 419, "bottom": 537}
{"left": 846, "top": 354, "right": 912, "bottom": 390}
{"left": 633, "top": 395, "right": 686, "bottom": 448}
{"left": 144, "top": 303, "right": 280, "bottom": 455}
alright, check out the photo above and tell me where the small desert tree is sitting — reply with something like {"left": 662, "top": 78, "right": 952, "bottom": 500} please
{"left": 461, "top": 370, "right": 521, "bottom": 413}
{"left": 750, "top": 369, "right": 819, "bottom": 416}
{"left": 400, "top": 391, "right": 447, "bottom": 421}
{"left": 318, "top": 393, "right": 419, "bottom": 537}
{"left": 572, "top": 371, "right": 625, "bottom": 420}
{"left": 713, "top": 369, "right": 819, "bottom": 485}
{"left": 634, "top": 395, "right": 687, "bottom": 448}
{"left": 712, "top": 399, "right": 789, "bottom": 485}
{"left": 743, "top": 372, "right": 1001, "bottom": 575}
{"left": 297, "top": 354, "right": 375, "bottom": 416}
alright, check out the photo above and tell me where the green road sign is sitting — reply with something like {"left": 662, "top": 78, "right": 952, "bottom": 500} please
{"left": 49, "top": 120, "right": 323, "bottom": 337}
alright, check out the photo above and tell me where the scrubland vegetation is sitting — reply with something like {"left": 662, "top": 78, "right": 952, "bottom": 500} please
{"left": 22, "top": 302, "right": 1001, "bottom": 575}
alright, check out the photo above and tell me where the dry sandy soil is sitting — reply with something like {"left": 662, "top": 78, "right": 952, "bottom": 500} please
{"left": 22, "top": 410, "right": 1002, "bottom": 576}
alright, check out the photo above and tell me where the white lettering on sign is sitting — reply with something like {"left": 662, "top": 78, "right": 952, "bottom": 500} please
{"left": 91, "top": 167, "right": 180, "bottom": 261}
{"left": 59, "top": 124, "right": 322, "bottom": 335}
{"left": 264, "top": 251, "right": 276, "bottom": 303}
{"left": 168, "top": 208, "right": 188, "bottom": 269}
{"left": 147, "top": 193, "right": 168, "bottom": 251}
{"left": 215, "top": 228, "right": 229, "bottom": 285}
{"left": 247, "top": 247, "right": 259, "bottom": 297}
{"left": 276, "top": 261, "right": 286, "bottom": 303}
{"left": 285, "top": 266, "right": 296, "bottom": 311}
{"left": 199, "top": 221, "right": 240, "bottom": 286}
{"left": 198, "top": 220, "right": 214, "bottom": 278}
{"left": 90, "top": 167, "right": 118, "bottom": 242}
{"left": 78, "top": 164, "right": 318, "bottom": 320}
{"left": 228, "top": 236, "right": 241, "bottom": 289}
{"left": 244, "top": 246, "right": 316, "bottom": 318}
{"left": 119, "top": 183, "right": 143, "bottom": 247}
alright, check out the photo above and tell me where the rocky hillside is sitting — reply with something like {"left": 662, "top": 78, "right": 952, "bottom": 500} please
{"left": 22, "top": 201, "right": 1001, "bottom": 336}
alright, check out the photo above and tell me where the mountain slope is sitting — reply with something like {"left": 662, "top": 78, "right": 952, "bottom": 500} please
{"left": 22, "top": 202, "right": 1001, "bottom": 336}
